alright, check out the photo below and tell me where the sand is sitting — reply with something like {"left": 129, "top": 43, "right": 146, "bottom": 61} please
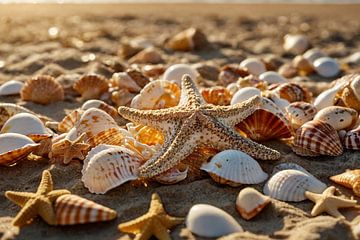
{"left": 0, "top": 3, "right": 359, "bottom": 240}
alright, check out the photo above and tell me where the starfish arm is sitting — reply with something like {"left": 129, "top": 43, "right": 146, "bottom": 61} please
{"left": 11, "top": 200, "right": 38, "bottom": 227}
{"left": 149, "top": 193, "right": 165, "bottom": 213}
{"left": 37, "top": 198, "right": 56, "bottom": 225}
{"left": 5, "top": 191, "right": 35, "bottom": 207}
{"left": 119, "top": 214, "right": 150, "bottom": 234}
{"left": 135, "top": 222, "right": 154, "bottom": 240}
{"left": 152, "top": 219, "right": 172, "bottom": 240}
{"left": 179, "top": 75, "right": 205, "bottom": 108}
{"left": 330, "top": 197, "right": 357, "bottom": 208}
{"left": 326, "top": 207, "right": 345, "bottom": 218}
{"left": 47, "top": 190, "right": 71, "bottom": 201}
{"left": 37, "top": 170, "right": 53, "bottom": 195}
{"left": 304, "top": 191, "right": 319, "bottom": 202}
{"left": 310, "top": 202, "right": 325, "bottom": 216}
{"left": 163, "top": 216, "right": 184, "bottom": 229}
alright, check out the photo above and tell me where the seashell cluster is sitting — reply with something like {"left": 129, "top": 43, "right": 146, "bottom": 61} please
{"left": 236, "top": 187, "right": 271, "bottom": 220}
{"left": 330, "top": 169, "right": 360, "bottom": 197}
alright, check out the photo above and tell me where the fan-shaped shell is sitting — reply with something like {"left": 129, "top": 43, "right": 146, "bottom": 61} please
{"left": 163, "top": 64, "right": 198, "bottom": 86}
{"left": 314, "top": 106, "right": 358, "bottom": 131}
{"left": 285, "top": 102, "right": 317, "bottom": 129}
{"left": 81, "top": 99, "right": 125, "bottom": 125}
{"left": 55, "top": 194, "right": 117, "bottom": 225}
{"left": 57, "top": 109, "right": 83, "bottom": 133}
{"left": 259, "top": 71, "right": 287, "bottom": 84}
{"left": 200, "top": 86, "right": 231, "bottom": 106}
{"left": 343, "top": 125, "right": 360, "bottom": 150}
{"left": 73, "top": 74, "right": 109, "bottom": 100}
{"left": 126, "top": 123, "right": 164, "bottom": 146}
{"left": 272, "top": 163, "right": 311, "bottom": 176}
{"left": 330, "top": 169, "right": 360, "bottom": 197}
{"left": 200, "top": 150, "right": 268, "bottom": 187}
{"left": 273, "top": 83, "right": 312, "bottom": 103}
{"left": 313, "top": 57, "right": 340, "bottom": 78}
{"left": 155, "top": 164, "right": 188, "bottom": 185}
{"left": 283, "top": 34, "right": 309, "bottom": 54}
{"left": 20, "top": 75, "right": 64, "bottom": 104}
{"left": 263, "top": 169, "right": 327, "bottom": 202}
{"left": 236, "top": 187, "right": 271, "bottom": 220}
{"left": 0, "top": 80, "right": 24, "bottom": 96}
{"left": 239, "top": 58, "right": 266, "bottom": 76}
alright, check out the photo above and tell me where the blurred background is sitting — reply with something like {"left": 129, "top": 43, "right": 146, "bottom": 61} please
{"left": 1, "top": 0, "right": 360, "bottom": 3}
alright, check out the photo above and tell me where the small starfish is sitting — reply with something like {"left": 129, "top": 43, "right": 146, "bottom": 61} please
{"left": 50, "top": 133, "right": 90, "bottom": 164}
{"left": 305, "top": 186, "right": 357, "bottom": 218}
{"left": 118, "top": 193, "right": 183, "bottom": 240}
{"left": 5, "top": 170, "right": 70, "bottom": 226}
{"left": 118, "top": 75, "right": 280, "bottom": 178}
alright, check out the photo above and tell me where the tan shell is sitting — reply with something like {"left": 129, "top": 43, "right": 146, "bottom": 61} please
{"left": 87, "top": 128, "right": 126, "bottom": 147}
{"left": 236, "top": 75, "right": 268, "bottom": 91}
{"left": 285, "top": 102, "right": 317, "bottom": 129}
{"left": 110, "top": 72, "right": 142, "bottom": 93}
{"left": 142, "top": 64, "right": 166, "bottom": 79}
{"left": 20, "top": 75, "right": 64, "bottom": 105}
{"left": 330, "top": 169, "right": 360, "bottom": 197}
{"left": 236, "top": 187, "right": 271, "bottom": 220}
{"left": 73, "top": 74, "right": 109, "bottom": 100}
{"left": 292, "top": 55, "right": 314, "bottom": 75}
{"left": 218, "top": 64, "right": 249, "bottom": 86}
{"left": 337, "top": 74, "right": 360, "bottom": 111}
{"left": 111, "top": 89, "right": 137, "bottom": 107}
{"left": 278, "top": 63, "right": 298, "bottom": 78}
{"left": 166, "top": 27, "right": 208, "bottom": 51}
{"left": 314, "top": 106, "right": 358, "bottom": 131}
{"left": 128, "top": 47, "right": 163, "bottom": 64}
{"left": 283, "top": 34, "right": 309, "bottom": 54}
{"left": 272, "top": 83, "right": 312, "bottom": 103}
{"left": 81, "top": 99, "right": 125, "bottom": 126}
{"left": 58, "top": 109, "right": 83, "bottom": 133}
{"left": 155, "top": 164, "right": 188, "bottom": 185}
{"left": 200, "top": 87, "right": 231, "bottom": 106}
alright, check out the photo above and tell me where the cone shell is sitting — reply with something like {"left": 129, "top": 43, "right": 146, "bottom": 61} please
{"left": 263, "top": 169, "right": 327, "bottom": 202}
{"left": 20, "top": 75, "right": 64, "bottom": 104}
{"left": 330, "top": 170, "right": 360, "bottom": 197}
{"left": 314, "top": 106, "right": 358, "bottom": 131}
{"left": 73, "top": 74, "right": 109, "bottom": 100}
{"left": 0, "top": 80, "right": 24, "bottom": 96}
{"left": 155, "top": 164, "right": 188, "bottom": 185}
{"left": 337, "top": 74, "right": 360, "bottom": 111}
{"left": 292, "top": 120, "right": 343, "bottom": 156}
{"left": 285, "top": 102, "right": 317, "bottom": 129}
{"left": 273, "top": 83, "right": 312, "bottom": 103}
{"left": 200, "top": 86, "right": 231, "bottom": 106}
{"left": 235, "top": 187, "right": 271, "bottom": 220}
{"left": 166, "top": 27, "right": 208, "bottom": 51}
{"left": 126, "top": 123, "right": 164, "bottom": 146}
{"left": 200, "top": 150, "right": 268, "bottom": 187}
{"left": 55, "top": 194, "right": 117, "bottom": 225}
{"left": 343, "top": 125, "right": 360, "bottom": 150}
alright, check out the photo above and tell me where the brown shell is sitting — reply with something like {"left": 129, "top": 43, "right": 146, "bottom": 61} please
{"left": 126, "top": 69, "right": 150, "bottom": 89}
{"left": 58, "top": 109, "right": 83, "bottom": 133}
{"left": 142, "top": 64, "right": 166, "bottom": 79}
{"left": 330, "top": 170, "right": 360, "bottom": 197}
{"left": 111, "top": 89, "right": 137, "bottom": 107}
{"left": 200, "top": 87, "right": 231, "bottom": 106}
{"left": 273, "top": 83, "right": 312, "bottom": 103}
{"left": 218, "top": 64, "right": 249, "bottom": 86}
{"left": 166, "top": 27, "right": 208, "bottom": 51}
{"left": 73, "top": 74, "right": 109, "bottom": 100}
{"left": 20, "top": 75, "right": 64, "bottom": 105}
{"left": 237, "top": 75, "right": 268, "bottom": 91}
{"left": 285, "top": 102, "right": 317, "bottom": 130}
{"left": 292, "top": 55, "right": 314, "bottom": 75}
{"left": 194, "top": 64, "right": 220, "bottom": 81}
{"left": 278, "top": 63, "right": 298, "bottom": 78}
{"left": 128, "top": 48, "right": 164, "bottom": 64}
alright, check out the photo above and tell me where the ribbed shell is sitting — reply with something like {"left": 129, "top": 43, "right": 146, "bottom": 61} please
{"left": 235, "top": 187, "right": 271, "bottom": 220}
{"left": 200, "top": 86, "right": 231, "bottom": 106}
{"left": 58, "top": 109, "right": 83, "bottom": 133}
{"left": 55, "top": 194, "right": 117, "bottom": 225}
{"left": 0, "top": 80, "right": 24, "bottom": 96}
{"left": 314, "top": 106, "right": 358, "bottom": 131}
{"left": 293, "top": 120, "right": 343, "bottom": 156}
{"left": 86, "top": 128, "right": 127, "bottom": 147}
{"left": 273, "top": 83, "right": 312, "bottom": 103}
{"left": 343, "top": 126, "right": 360, "bottom": 150}
{"left": 200, "top": 150, "right": 268, "bottom": 187}
{"left": 81, "top": 99, "right": 124, "bottom": 125}
{"left": 330, "top": 169, "right": 360, "bottom": 197}
{"left": 126, "top": 123, "right": 164, "bottom": 146}
{"left": 285, "top": 102, "right": 317, "bottom": 129}
{"left": 272, "top": 163, "right": 310, "bottom": 176}
{"left": 263, "top": 169, "right": 327, "bottom": 202}
{"left": 20, "top": 75, "right": 64, "bottom": 104}
{"left": 73, "top": 74, "right": 109, "bottom": 100}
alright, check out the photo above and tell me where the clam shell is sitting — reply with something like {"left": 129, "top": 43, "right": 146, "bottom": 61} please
{"left": 285, "top": 102, "right": 317, "bottom": 129}
{"left": 186, "top": 204, "right": 243, "bottom": 238}
{"left": 303, "top": 48, "right": 327, "bottom": 63}
{"left": 55, "top": 194, "right": 117, "bottom": 225}
{"left": 283, "top": 34, "right": 309, "bottom": 54}
{"left": 273, "top": 83, "right": 312, "bottom": 103}
{"left": 263, "top": 169, "right": 327, "bottom": 202}
{"left": 73, "top": 74, "right": 109, "bottom": 100}
{"left": 239, "top": 58, "right": 266, "bottom": 76}
{"left": 110, "top": 72, "right": 142, "bottom": 92}
{"left": 82, "top": 144, "right": 115, "bottom": 175}
{"left": 330, "top": 169, "right": 360, "bottom": 197}
{"left": 200, "top": 150, "right": 268, "bottom": 187}
{"left": 343, "top": 125, "right": 360, "bottom": 150}
{"left": 155, "top": 164, "right": 188, "bottom": 185}
{"left": 313, "top": 57, "right": 340, "bottom": 78}
{"left": 236, "top": 187, "right": 271, "bottom": 220}
{"left": 0, "top": 103, "right": 37, "bottom": 128}
{"left": 230, "top": 87, "right": 261, "bottom": 105}
{"left": 259, "top": 71, "right": 287, "bottom": 84}
{"left": 200, "top": 86, "right": 231, "bottom": 106}
{"left": 163, "top": 64, "right": 198, "bottom": 85}
{"left": 314, "top": 106, "right": 358, "bottom": 131}
{"left": 0, "top": 80, "right": 24, "bottom": 96}
{"left": 166, "top": 27, "right": 208, "bottom": 52}
{"left": 272, "top": 163, "right": 311, "bottom": 176}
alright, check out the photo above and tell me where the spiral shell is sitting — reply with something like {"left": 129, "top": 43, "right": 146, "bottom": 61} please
{"left": 314, "top": 106, "right": 358, "bottom": 131}
{"left": 200, "top": 86, "right": 231, "bottom": 106}
{"left": 343, "top": 125, "right": 360, "bottom": 150}
{"left": 330, "top": 170, "right": 360, "bottom": 197}
{"left": 272, "top": 83, "right": 312, "bottom": 103}
{"left": 166, "top": 27, "right": 208, "bottom": 52}
{"left": 285, "top": 102, "right": 317, "bottom": 129}
{"left": 236, "top": 187, "right": 271, "bottom": 220}
{"left": 0, "top": 80, "right": 24, "bottom": 96}
{"left": 20, "top": 75, "right": 64, "bottom": 104}
{"left": 73, "top": 74, "right": 109, "bottom": 100}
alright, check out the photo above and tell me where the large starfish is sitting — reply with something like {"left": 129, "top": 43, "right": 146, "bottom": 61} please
{"left": 118, "top": 193, "right": 183, "bottom": 240}
{"left": 305, "top": 186, "right": 357, "bottom": 218}
{"left": 5, "top": 170, "right": 70, "bottom": 226}
{"left": 118, "top": 75, "right": 280, "bottom": 178}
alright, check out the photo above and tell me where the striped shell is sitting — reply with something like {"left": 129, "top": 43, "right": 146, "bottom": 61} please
{"left": 285, "top": 102, "right": 317, "bottom": 129}
{"left": 166, "top": 27, "right": 208, "bottom": 52}
{"left": 155, "top": 164, "right": 188, "bottom": 185}
{"left": 20, "top": 75, "right": 64, "bottom": 104}
{"left": 235, "top": 187, "right": 271, "bottom": 220}
{"left": 292, "top": 120, "right": 343, "bottom": 156}
{"left": 263, "top": 169, "right": 327, "bottom": 202}
{"left": 81, "top": 99, "right": 125, "bottom": 125}
{"left": 86, "top": 128, "right": 127, "bottom": 148}
{"left": 330, "top": 169, "right": 360, "bottom": 197}
{"left": 273, "top": 83, "right": 312, "bottom": 103}
{"left": 337, "top": 74, "right": 360, "bottom": 111}
{"left": 73, "top": 74, "right": 109, "bottom": 100}
{"left": 57, "top": 109, "right": 83, "bottom": 133}
{"left": 55, "top": 194, "right": 117, "bottom": 225}
{"left": 200, "top": 150, "right": 268, "bottom": 187}
{"left": 343, "top": 125, "right": 360, "bottom": 150}
{"left": 314, "top": 106, "right": 358, "bottom": 131}
{"left": 126, "top": 123, "right": 164, "bottom": 146}
{"left": 0, "top": 80, "right": 24, "bottom": 96}
{"left": 200, "top": 86, "right": 231, "bottom": 106}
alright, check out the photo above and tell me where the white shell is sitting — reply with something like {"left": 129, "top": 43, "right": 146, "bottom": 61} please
{"left": 314, "top": 106, "right": 358, "bottom": 130}
{"left": 263, "top": 169, "right": 326, "bottom": 202}
{"left": 272, "top": 163, "right": 310, "bottom": 176}
{"left": 155, "top": 165, "right": 188, "bottom": 185}
{"left": 226, "top": 82, "right": 239, "bottom": 96}
{"left": 345, "top": 52, "right": 360, "bottom": 65}
{"left": 200, "top": 150, "right": 268, "bottom": 186}
{"left": 239, "top": 58, "right": 266, "bottom": 76}
{"left": 266, "top": 94, "right": 290, "bottom": 112}
{"left": 186, "top": 204, "right": 243, "bottom": 238}
{"left": 303, "top": 48, "right": 327, "bottom": 63}
{"left": 313, "top": 85, "right": 343, "bottom": 110}
{"left": 235, "top": 187, "right": 270, "bottom": 220}
{"left": 110, "top": 72, "right": 141, "bottom": 92}
{"left": 259, "top": 71, "right": 287, "bottom": 84}
{"left": 163, "top": 64, "right": 198, "bottom": 85}
{"left": 0, "top": 80, "right": 24, "bottom": 96}
{"left": 283, "top": 34, "right": 309, "bottom": 54}
{"left": 230, "top": 87, "right": 261, "bottom": 105}
{"left": 313, "top": 57, "right": 340, "bottom": 78}
{"left": 82, "top": 144, "right": 115, "bottom": 175}
{"left": 1, "top": 113, "right": 50, "bottom": 137}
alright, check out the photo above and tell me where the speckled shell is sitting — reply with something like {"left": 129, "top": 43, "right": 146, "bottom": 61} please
{"left": 57, "top": 109, "right": 83, "bottom": 133}
{"left": 292, "top": 120, "right": 343, "bottom": 156}
{"left": 313, "top": 57, "right": 340, "bottom": 78}
{"left": 330, "top": 169, "right": 360, "bottom": 197}
{"left": 235, "top": 187, "right": 271, "bottom": 220}
{"left": 0, "top": 133, "right": 39, "bottom": 166}
{"left": 337, "top": 74, "right": 360, "bottom": 111}
{"left": 230, "top": 87, "right": 261, "bottom": 105}
{"left": 162, "top": 64, "right": 198, "bottom": 86}
{"left": 126, "top": 123, "right": 164, "bottom": 146}
{"left": 314, "top": 106, "right": 358, "bottom": 131}
{"left": 55, "top": 194, "right": 117, "bottom": 225}
{"left": 239, "top": 58, "right": 266, "bottom": 76}
{"left": 81, "top": 99, "right": 125, "bottom": 125}
{"left": 200, "top": 150, "right": 268, "bottom": 187}
{"left": 263, "top": 169, "right": 327, "bottom": 202}
{"left": 273, "top": 83, "right": 312, "bottom": 103}
{"left": 73, "top": 74, "right": 109, "bottom": 100}
{"left": 166, "top": 27, "right": 208, "bottom": 52}
{"left": 283, "top": 34, "right": 309, "bottom": 54}
{"left": 0, "top": 80, "right": 24, "bottom": 96}
{"left": 343, "top": 125, "right": 360, "bottom": 150}
{"left": 155, "top": 164, "right": 188, "bottom": 185}
{"left": 285, "top": 102, "right": 317, "bottom": 129}
{"left": 259, "top": 71, "right": 287, "bottom": 84}
{"left": 200, "top": 86, "right": 231, "bottom": 106}
{"left": 21, "top": 75, "right": 64, "bottom": 104}
{"left": 186, "top": 204, "right": 243, "bottom": 238}
{"left": 110, "top": 72, "right": 142, "bottom": 92}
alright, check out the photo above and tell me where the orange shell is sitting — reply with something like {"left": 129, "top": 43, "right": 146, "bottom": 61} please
{"left": 236, "top": 188, "right": 271, "bottom": 220}
{"left": 58, "top": 109, "right": 82, "bottom": 133}
{"left": 73, "top": 74, "right": 109, "bottom": 100}
{"left": 128, "top": 47, "right": 163, "bottom": 64}
{"left": 330, "top": 169, "right": 360, "bottom": 197}
{"left": 200, "top": 87, "right": 231, "bottom": 106}
{"left": 0, "top": 144, "right": 39, "bottom": 166}
{"left": 20, "top": 75, "right": 64, "bottom": 105}
{"left": 127, "top": 124, "right": 164, "bottom": 146}
{"left": 87, "top": 128, "right": 125, "bottom": 147}
{"left": 273, "top": 83, "right": 312, "bottom": 103}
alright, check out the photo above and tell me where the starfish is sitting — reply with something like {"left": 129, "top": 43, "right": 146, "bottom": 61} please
{"left": 305, "top": 186, "right": 357, "bottom": 218}
{"left": 5, "top": 170, "right": 70, "bottom": 226}
{"left": 49, "top": 133, "right": 90, "bottom": 164}
{"left": 118, "top": 75, "right": 280, "bottom": 178}
{"left": 118, "top": 193, "right": 183, "bottom": 240}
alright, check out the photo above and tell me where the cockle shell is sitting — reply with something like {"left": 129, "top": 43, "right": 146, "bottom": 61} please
{"left": 235, "top": 187, "right": 271, "bottom": 220}
{"left": 330, "top": 170, "right": 360, "bottom": 197}
{"left": 272, "top": 163, "right": 311, "bottom": 176}
{"left": 166, "top": 27, "right": 208, "bottom": 52}
{"left": 292, "top": 120, "right": 343, "bottom": 156}
{"left": 20, "top": 75, "right": 64, "bottom": 104}
{"left": 314, "top": 106, "right": 358, "bottom": 131}
{"left": 126, "top": 123, "right": 164, "bottom": 146}
{"left": 259, "top": 71, "right": 287, "bottom": 84}
{"left": 163, "top": 64, "right": 198, "bottom": 86}
{"left": 155, "top": 164, "right": 189, "bottom": 185}
{"left": 81, "top": 99, "right": 125, "bottom": 125}
{"left": 200, "top": 86, "right": 231, "bottom": 106}
{"left": 239, "top": 58, "right": 266, "bottom": 76}
{"left": 230, "top": 87, "right": 261, "bottom": 105}
{"left": 0, "top": 133, "right": 39, "bottom": 166}
{"left": 55, "top": 194, "right": 117, "bottom": 225}
{"left": 283, "top": 34, "right": 309, "bottom": 54}
{"left": 73, "top": 74, "right": 109, "bottom": 100}
{"left": 200, "top": 150, "right": 268, "bottom": 187}
{"left": 313, "top": 57, "right": 340, "bottom": 78}
{"left": 285, "top": 102, "right": 317, "bottom": 129}
{"left": 338, "top": 74, "right": 360, "bottom": 111}
{"left": 303, "top": 48, "right": 327, "bottom": 63}
{"left": 186, "top": 204, "right": 243, "bottom": 238}
{"left": 0, "top": 80, "right": 24, "bottom": 96}
{"left": 343, "top": 125, "right": 360, "bottom": 150}
{"left": 272, "top": 83, "right": 312, "bottom": 103}
{"left": 263, "top": 169, "right": 327, "bottom": 202}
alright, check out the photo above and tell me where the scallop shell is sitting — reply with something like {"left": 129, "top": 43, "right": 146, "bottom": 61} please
{"left": 186, "top": 204, "right": 243, "bottom": 238}
{"left": 81, "top": 99, "right": 125, "bottom": 125}
{"left": 128, "top": 47, "right": 163, "bottom": 64}
{"left": 155, "top": 164, "right": 188, "bottom": 185}
{"left": 73, "top": 74, "right": 109, "bottom": 100}
{"left": 230, "top": 87, "right": 261, "bottom": 105}
{"left": 263, "top": 169, "right": 327, "bottom": 202}
{"left": 200, "top": 150, "right": 268, "bottom": 187}
{"left": 20, "top": 75, "right": 64, "bottom": 104}
{"left": 163, "top": 64, "right": 198, "bottom": 86}
{"left": 239, "top": 58, "right": 266, "bottom": 76}
{"left": 55, "top": 194, "right": 117, "bottom": 225}
{"left": 338, "top": 74, "right": 360, "bottom": 111}
{"left": 292, "top": 120, "right": 343, "bottom": 156}
{"left": 200, "top": 86, "right": 231, "bottom": 106}
{"left": 57, "top": 109, "right": 83, "bottom": 133}
{"left": 285, "top": 102, "right": 317, "bottom": 129}
{"left": 273, "top": 83, "right": 312, "bottom": 103}
{"left": 330, "top": 170, "right": 360, "bottom": 197}
{"left": 259, "top": 71, "right": 287, "bottom": 84}
{"left": 313, "top": 57, "right": 340, "bottom": 78}
{"left": 314, "top": 106, "right": 358, "bottom": 131}
{"left": 0, "top": 133, "right": 39, "bottom": 166}
{"left": 235, "top": 187, "right": 271, "bottom": 220}
{"left": 283, "top": 34, "right": 309, "bottom": 54}
{"left": 166, "top": 27, "right": 208, "bottom": 52}
{"left": 110, "top": 72, "right": 142, "bottom": 93}
{"left": 86, "top": 128, "right": 127, "bottom": 147}
{"left": 303, "top": 48, "right": 327, "bottom": 63}
{"left": 0, "top": 80, "right": 24, "bottom": 96}
{"left": 343, "top": 125, "right": 360, "bottom": 150}
{"left": 126, "top": 123, "right": 164, "bottom": 146}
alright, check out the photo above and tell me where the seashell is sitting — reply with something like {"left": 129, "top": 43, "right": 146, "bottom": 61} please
{"left": 283, "top": 34, "right": 309, "bottom": 54}
{"left": 81, "top": 99, "right": 125, "bottom": 125}
{"left": 166, "top": 27, "right": 208, "bottom": 51}
{"left": 81, "top": 146, "right": 144, "bottom": 194}
{"left": 303, "top": 48, "right": 327, "bottom": 63}
{"left": 55, "top": 109, "right": 83, "bottom": 133}
{"left": 82, "top": 144, "right": 115, "bottom": 175}
{"left": 259, "top": 71, "right": 287, "bottom": 84}
{"left": 186, "top": 204, "right": 243, "bottom": 238}
{"left": 264, "top": 93, "right": 290, "bottom": 112}
{"left": 235, "top": 187, "right": 271, "bottom": 220}
{"left": 218, "top": 65, "right": 249, "bottom": 86}
{"left": 73, "top": 74, "right": 109, "bottom": 100}
{"left": 330, "top": 169, "right": 360, "bottom": 197}
{"left": 263, "top": 169, "right": 327, "bottom": 202}
{"left": 55, "top": 194, "right": 117, "bottom": 225}
{"left": 273, "top": 83, "right": 312, "bottom": 103}
{"left": 0, "top": 103, "right": 44, "bottom": 128}
{"left": 118, "top": 42, "right": 143, "bottom": 59}
{"left": 230, "top": 87, "right": 261, "bottom": 105}
{"left": 86, "top": 128, "right": 127, "bottom": 148}
{"left": 130, "top": 80, "right": 180, "bottom": 110}
{"left": 194, "top": 63, "right": 219, "bottom": 81}
{"left": 313, "top": 57, "right": 340, "bottom": 78}
{"left": 314, "top": 106, "right": 358, "bottom": 131}
{"left": 292, "top": 55, "right": 314, "bottom": 75}
{"left": 126, "top": 123, "right": 164, "bottom": 146}
{"left": 20, "top": 75, "right": 64, "bottom": 105}
{"left": 142, "top": 64, "right": 166, "bottom": 79}
{"left": 236, "top": 75, "right": 267, "bottom": 91}
{"left": 292, "top": 120, "right": 343, "bottom": 156}
{"left": 226, "top": 82, "right": 239, "bottom": 96}
{"left": 110, "top": 72, "right": 142, "bottom": 93}
{"left": 111, "top": 89, "right": 137, "bottom": 107}
{"left": 239, "top": 58, "right": 266, "bottom": 76}
{"left": 271, "top": 163, "right": 311, "bottom": 176}
{"left": 200, "top": 86, "right": 231, "bottom": 106}
{"left": 128, "top": 47, "right": 163, "bottom": 64}
{"left": 285, "top": 102, "right": 317, "bottom": 129}
{"left": 155, "top": 164, "right": 188, "bottom": 185}
{"left": 125, "top": 69, "right": 150, "bottom": 89}
{"left": 278, "top": 63, "right": 298, "bottom": 78}
{"left": 123, "top": 136, "right": 158, "bottom": 160}
{"left": 0, "top": 80, "right": 24, "bottom": 96}
{"left": 338, "top": 74, "right": 360, "bottom": 111}
{"left": 0, "top": 133, "right": 40, "bottom": 166}
{"left": 313, "top": 84, "right": 344, "bottom": 111}
{"left": 200, "top": 150, "right": 268, "bottom": 187}
{"left": 163, "top": 64, "right": 198, "bottom": 86}
{"left": 343, "top": 125, "right": 360, "bottom": 150}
